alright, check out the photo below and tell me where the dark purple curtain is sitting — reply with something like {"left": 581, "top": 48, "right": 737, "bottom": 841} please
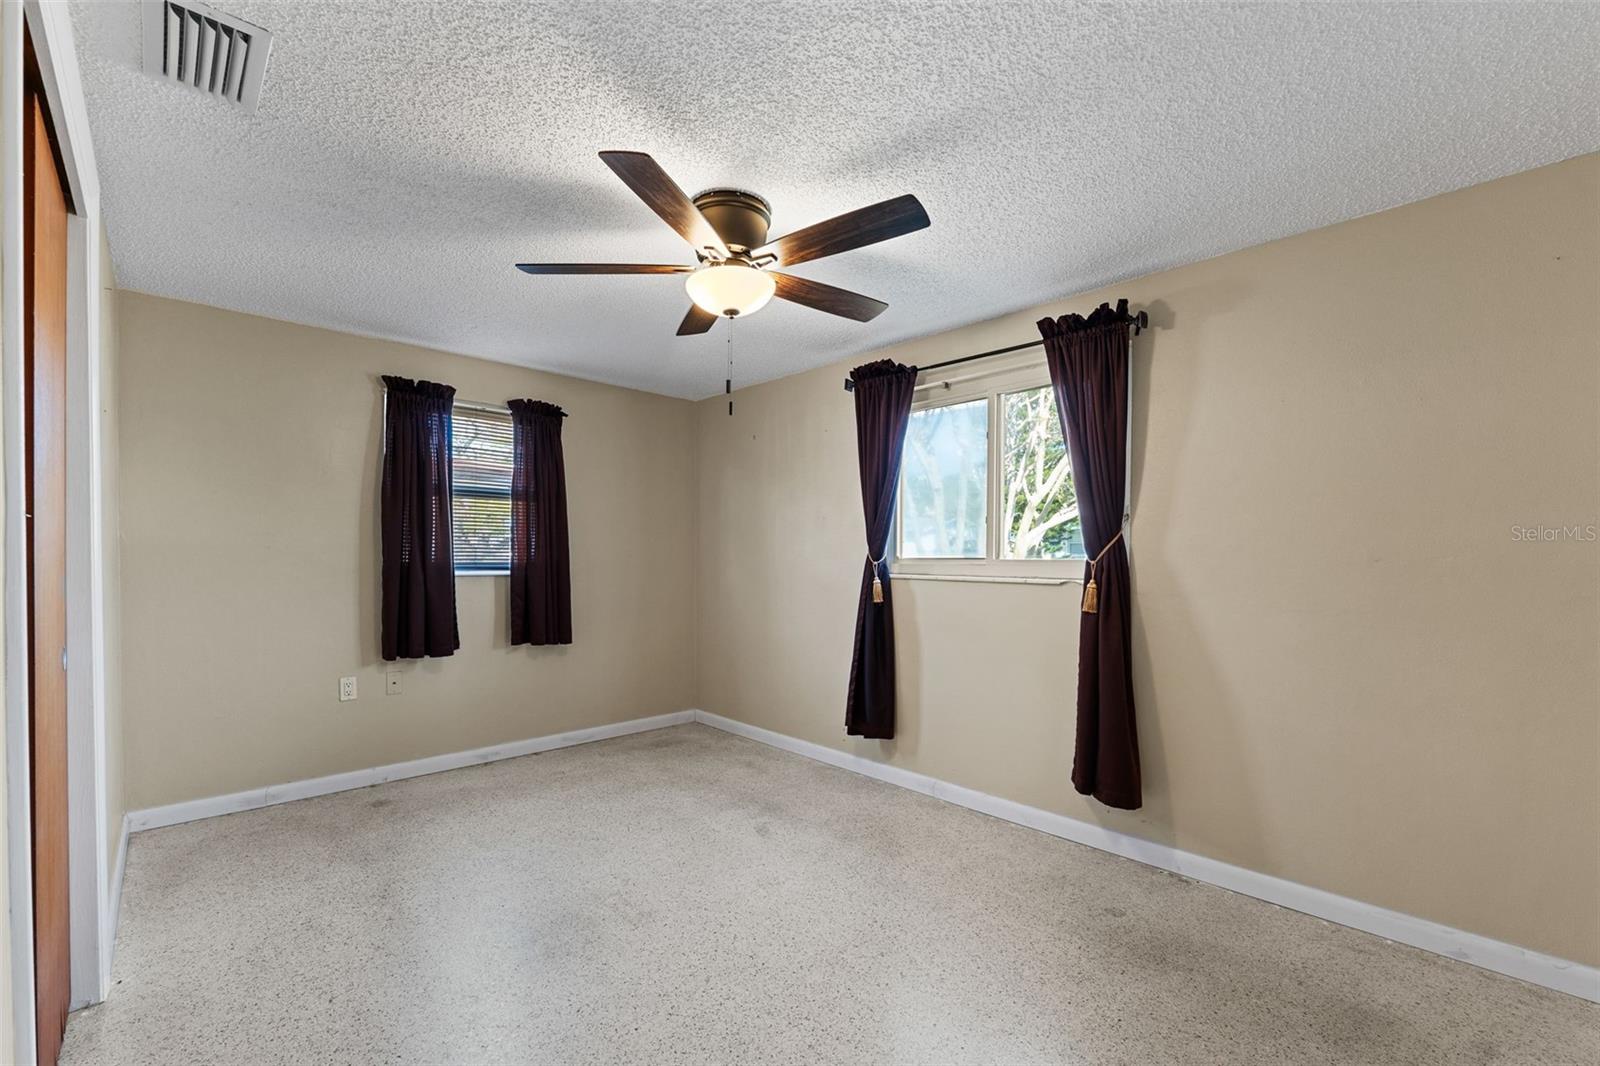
{"left": 1039, "top": 300, "right": 1141, "bottom": 810}
{"left": 381, "top": 376, "right": 459, "bottom": 661}
{"left": 845, "top": 360, "right": 918, "bottom": 739}
{"left": 508, "top": 399, "right": 572, "bottom": 646}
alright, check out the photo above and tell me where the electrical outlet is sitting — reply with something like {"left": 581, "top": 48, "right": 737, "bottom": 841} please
{"left": 339, "top": 676, "right": 357, "bottom": 702}
{"left": 385, "top": 671, "right": 401, "bottom": 696}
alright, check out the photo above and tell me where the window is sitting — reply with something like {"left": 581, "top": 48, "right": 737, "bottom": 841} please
{"left": 901, "top": 399, "right": 988, "bottom": 558}
{"left": 999, "top": 386, "right": 1085, "bottom": 560}
{"left": 896, "top": 359, "right": 1084, "bottom": 573}
{"left": 451, "top": 403, "right": 513, "bottom": 573}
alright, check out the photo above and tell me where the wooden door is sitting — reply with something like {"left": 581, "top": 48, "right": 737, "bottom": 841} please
{"left": 24, "top": 33, "right": 72, "bottom": 1066}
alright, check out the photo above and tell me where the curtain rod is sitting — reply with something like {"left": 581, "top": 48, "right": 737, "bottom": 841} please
{"left": 842, "top": 309, "right": 1148, "bottom": 392}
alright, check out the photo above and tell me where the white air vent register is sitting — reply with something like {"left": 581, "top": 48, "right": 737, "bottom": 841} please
{"left": 142, "top": 1, "right": 274, "bottom": 113}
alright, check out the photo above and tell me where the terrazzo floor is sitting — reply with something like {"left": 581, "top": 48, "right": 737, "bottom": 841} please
{"left": 62, "top": 723, "right": 1597, "bottom": 1065}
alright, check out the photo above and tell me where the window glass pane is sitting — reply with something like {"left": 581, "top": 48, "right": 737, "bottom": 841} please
{"left": 452, "top": 408, "right": 514, "bottom": 496}
{"left": 900, "top": 399, "right": 987, "bottom": 559}
{"left": 452, "top": 494, "right": 512, "bottom": 571}
{"left": 451, "top": 405, "right": 514, "bottom": 571}
{"left": 1000, "top": 386, "right": 1084, "bottom": 559}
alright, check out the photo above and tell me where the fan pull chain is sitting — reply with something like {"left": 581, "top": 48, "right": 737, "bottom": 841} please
{"left": 726, "top": 320, "right": 734, "bottom": 416}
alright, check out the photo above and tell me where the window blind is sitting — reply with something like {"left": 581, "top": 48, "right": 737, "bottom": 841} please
{"left": 451, "top": 403, "right": 513, "bottom": 572}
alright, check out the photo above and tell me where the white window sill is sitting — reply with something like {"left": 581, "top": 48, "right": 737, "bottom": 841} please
{"left": 456, "top": 570, "right": 509, "bottom": 577}
{"left": 892, "top": 572, "right": 1078, "bottom": 587}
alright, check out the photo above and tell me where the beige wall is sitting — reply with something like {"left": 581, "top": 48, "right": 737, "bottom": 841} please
{"left": 116, "top": 294, "right": 696, "bottom": 810}
{"left": 693, "top": 154, "right": 1600, "bottom": 967}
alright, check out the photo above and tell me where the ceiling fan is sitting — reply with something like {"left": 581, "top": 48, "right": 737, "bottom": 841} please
{"left": 516, "top": 151, "right": 931, "bottom": 336}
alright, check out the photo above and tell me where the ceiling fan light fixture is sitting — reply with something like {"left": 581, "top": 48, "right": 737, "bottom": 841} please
{"left": 685, "top": 263, "right": 776, "bottom": 319}
{"left": 516, "top": 152, "right": 930, "bottom": 335}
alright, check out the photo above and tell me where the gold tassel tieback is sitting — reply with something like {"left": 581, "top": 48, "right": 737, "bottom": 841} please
{"left": 1081, "top": 530, "right": 1125, "bottom": 614}
{"left": 870, "top": 553, "right": 887, "bottom": 604}
{"left": 1081, "top": 578, "right": 1099, "bottom": 615}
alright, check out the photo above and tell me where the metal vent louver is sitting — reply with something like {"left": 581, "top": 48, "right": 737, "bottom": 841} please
{"left": 141, "top": 1, "right": 273, "bottom": 113}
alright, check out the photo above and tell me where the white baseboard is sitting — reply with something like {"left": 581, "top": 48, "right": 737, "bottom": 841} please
{"left": 690, "top": 709, "right": 1600, "bottom": 1004}
{"left": 125, "top": 711, "right": 694, "bottom": 833}
{"left": 114, "top": 706, "right": 1597, "bottom": 1004}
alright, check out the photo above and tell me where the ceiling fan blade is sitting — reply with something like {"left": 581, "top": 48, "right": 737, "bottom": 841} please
{"left": 515, "top": 263, "right": 693, "bottom": 275}
{"left": 754, "top": 194, "right": 929, "bottom": 267}
{"left": 599, "top": 151, "right": 729, "bottom": 259}
{"left": 676, "top": 304, "right": 719, "bottom": 335}
{"left": 770, "top": 272, "right": 888, "bottom": 322}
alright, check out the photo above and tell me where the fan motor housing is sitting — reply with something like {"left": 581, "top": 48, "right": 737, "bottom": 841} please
{"left": 692, "top": 188, "right": 772, "bottom": 255}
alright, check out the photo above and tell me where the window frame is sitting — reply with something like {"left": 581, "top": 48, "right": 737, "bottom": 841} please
{"left": 894, "top": 352, "right": 1086, "bottom": 578}
{"left": 450, "top": 400, "right": 514, "bottom": 577}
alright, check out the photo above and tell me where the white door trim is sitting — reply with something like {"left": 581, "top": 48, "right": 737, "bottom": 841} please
{"left": 3, "top": 3, "right": 110, "bottom": 1061}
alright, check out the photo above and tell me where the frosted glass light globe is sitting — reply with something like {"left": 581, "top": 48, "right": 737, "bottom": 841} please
{"left": 685, "top": 264, "right": 777, "bottom": 318}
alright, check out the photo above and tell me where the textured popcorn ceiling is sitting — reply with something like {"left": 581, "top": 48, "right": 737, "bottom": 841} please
{"left": 71, "top": 1, "right": 1600, "bottom": 399}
